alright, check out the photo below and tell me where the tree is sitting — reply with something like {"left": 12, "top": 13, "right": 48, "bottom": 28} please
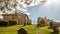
{"left": 0, "top": 0, "right": 47, "bottom": 13}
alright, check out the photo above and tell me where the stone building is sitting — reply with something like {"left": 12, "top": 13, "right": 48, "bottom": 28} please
{"left": 2, "top": 12, "right": 31, "bottom": 25}
{"left": 37, "top": 17, "right": 52, "bottom": 26}
{"left": 37, "top": 17, "right": 45, "bottom": 26}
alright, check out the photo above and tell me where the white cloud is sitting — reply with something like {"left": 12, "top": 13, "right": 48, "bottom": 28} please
{"left": 17, "top": 8, "right": 27, "bottom": 12}
{"left": 54, "top": 20, "right": 60, "bottom": 22}
{"left": 24, "top": 12, "right": 30, "bottom": 15}
{"left": 43, "top": 0, "right": 60, "bottom": 7}
{"left": 21, "top": 8, "right": 27, "bottom": 11}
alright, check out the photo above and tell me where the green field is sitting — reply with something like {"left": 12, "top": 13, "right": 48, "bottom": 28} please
{"left": 39, "top": 26, "right": 60, "bottom": 34}
{"left": 0, "top": 25, "right": 60, "bottom": 34}
{"left": 0, "top": 25, "right": 35, "bottom": 34}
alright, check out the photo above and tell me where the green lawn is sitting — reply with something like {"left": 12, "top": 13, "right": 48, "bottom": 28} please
{"left": 0, "top": 25, "right": 60, "bottom": 34}
{"left": 39, "top": 26, "right": 53, "bottom": 34}
{"left": 0, "top": 25, "right": 35, "bottom": 34}
{"left": 39, "top": 26, "right": 60, "bottom": 34}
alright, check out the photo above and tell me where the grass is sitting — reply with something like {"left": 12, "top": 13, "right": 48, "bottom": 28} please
{"left": 23, "top": 25, "right": 35, "bottom": 34}
{"left": 0, "top": 25, "right": 35, "bottom": 34}
{"left": 0, "top": 25, "right": 21, "bottom": 34}
{"left": 39, "top": 26, "right": 53, "bottom": 34}
{"left": 39, "top": 26, "right": 60, "bottom": 34}
{"left": 0, "top": 25, "right": 60, "bottom": 34}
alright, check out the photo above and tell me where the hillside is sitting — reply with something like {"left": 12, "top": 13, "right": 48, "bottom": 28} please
{"left": 0, "top": 25, "right": 60, "bottom": 34}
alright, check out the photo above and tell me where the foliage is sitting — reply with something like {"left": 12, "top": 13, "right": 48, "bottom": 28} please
{"left": 26, "top": 20, "right": 32, "bottom": 25}
{"left": 0, "top": 20, "right": 18, "bottom": 26}
{"left": 0, "top": 21, "right": 8, "bottom": 26}
{"left": 13, "top": 19, "right": 18, "bottom": 25}
{"left": 27, "top": 22, "right": 31, "bottom": 25}
{"left": 9, "top": 20, "right": 17, "bottom": 25}
{"left": 24, "top": 23, "right": 26, "bottom": 26}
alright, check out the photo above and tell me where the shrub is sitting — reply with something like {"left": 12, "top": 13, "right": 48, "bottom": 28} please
{"left": 0, "top": 20, "right": 17, "bottom": 26}
{"left": 23, "top": 22, "right": 26, "bottom": 26}
{"left": 9, "top": 20, "right": 17, "bottom": 25}
{"left": 13, "top": 19, "right": 18, "bottom": 25}
{"left": 0, "top": 21, "right": 8, "bottom": 26}
{"left": 27, "top": 22, "right": 31, "bottom": 25}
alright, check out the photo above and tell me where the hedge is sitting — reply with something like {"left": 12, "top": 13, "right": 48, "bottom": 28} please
{"left": 0, "top": 21, "right": 8, "bottom": 26}
{"left": 0, "top": 20, "right": 17, "bottom": 26}
{"left": 9, "top": 20, "right": 17, "bottom": 25}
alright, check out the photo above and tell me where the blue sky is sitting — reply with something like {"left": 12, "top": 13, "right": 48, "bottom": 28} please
{"left": 27, "top": 0, "right": 60, "bottom": 24}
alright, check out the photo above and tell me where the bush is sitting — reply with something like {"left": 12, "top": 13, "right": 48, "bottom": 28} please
{"left": 23, "top": 23, "right": 26, "bottom": 26}
{"left": 27, "top": 22, "right": 31, "bottom": 25}
{"left": 9, "top": 20, "right": 17, "bottom": 25}
{"left": 13, "top": 19, "right": 18, "bottom": 25}
{"left": 0, "top": 20, "right": 17, "bottom": 26}
{"left": 0, "top": 21, "right": 8, "bottom": 26}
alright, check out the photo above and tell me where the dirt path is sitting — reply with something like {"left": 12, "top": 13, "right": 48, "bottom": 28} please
{"left": 35, "top": 28, "right": 43, "bottom": 34}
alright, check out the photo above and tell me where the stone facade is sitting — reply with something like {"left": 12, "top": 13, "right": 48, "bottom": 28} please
{"left": 2, "top": 12, "right": 29, "bottom": 25}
